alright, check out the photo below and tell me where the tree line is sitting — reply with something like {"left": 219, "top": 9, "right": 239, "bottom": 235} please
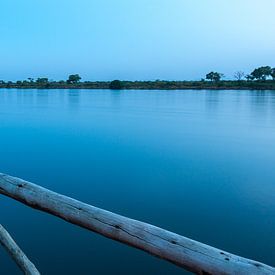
{"left": 0, "top": 66, "right": 274, "bottom": 90}
{"left": 205, "top": 66, "right": 275, "bottom": 82}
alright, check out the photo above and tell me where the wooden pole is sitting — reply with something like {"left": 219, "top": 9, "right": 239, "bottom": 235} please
{"left": 0, "top": 173, "right": 274, "bottom": 275}
{"left": 0, "top": 224, "right": 40, "bottom": 275}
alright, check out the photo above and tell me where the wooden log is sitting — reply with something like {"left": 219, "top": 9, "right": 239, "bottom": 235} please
{"left": 0, "top": 173, "right": 274, "bottom": 275}
{"left": 0, "top": 224, "right": 40, "bottom": 275}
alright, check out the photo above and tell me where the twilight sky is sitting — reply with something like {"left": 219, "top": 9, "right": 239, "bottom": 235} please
{"left": 0, "top": 0, "right": 274, "bottom": 81}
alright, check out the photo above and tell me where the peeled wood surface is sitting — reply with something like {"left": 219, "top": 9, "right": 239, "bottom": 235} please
{"left": 0, "top": 224, "right": 40, "bottom": 275}
{"left": 0, "top": 173, "right": 274, "bottom": 275}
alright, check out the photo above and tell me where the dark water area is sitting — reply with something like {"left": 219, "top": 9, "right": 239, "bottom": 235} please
{"left": 0, "top": 89, "right": 275, "bottom": 274}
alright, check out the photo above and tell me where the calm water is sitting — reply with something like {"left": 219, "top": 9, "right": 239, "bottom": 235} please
{"left": 1, "top": 89, "right": 275, "bottom": 274}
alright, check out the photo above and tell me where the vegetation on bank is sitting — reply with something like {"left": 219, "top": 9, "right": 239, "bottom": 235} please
{"left": 0, "top": 67, "right": 275, "bottom": 90}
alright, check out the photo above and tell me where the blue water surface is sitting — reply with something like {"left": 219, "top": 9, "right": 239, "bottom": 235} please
{"left": 0, "top": 89, "right": 275, "bottom": 274}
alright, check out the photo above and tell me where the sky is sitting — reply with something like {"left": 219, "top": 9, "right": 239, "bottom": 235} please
{"left": 0, "top": 0, "right": 275, "bottom": 81}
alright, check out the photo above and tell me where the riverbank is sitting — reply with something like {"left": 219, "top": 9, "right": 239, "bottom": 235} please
{"left": 0, "top": 80, "right": 275, "bottom": 90}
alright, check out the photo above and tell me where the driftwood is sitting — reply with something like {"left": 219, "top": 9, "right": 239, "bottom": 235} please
{"left": 0, "top": 224, "right": 40, "bottom": 275}
{"left": 0, "top": 173, "right": 274, "bottom": 275}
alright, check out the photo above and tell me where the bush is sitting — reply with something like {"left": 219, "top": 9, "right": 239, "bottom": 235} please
{"left": 109, "top": 80, "right": 123, "bottom": 90}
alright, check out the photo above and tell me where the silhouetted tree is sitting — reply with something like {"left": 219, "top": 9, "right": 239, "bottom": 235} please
{"left": 271, "top": 68, "right": 275, "bottom": 80}
{"left": 245, "top": 74, "right": 254, "bottom": 81}
{"left": 7, "top": 81, "right": 12, "bottom": 88}
{"left": 109, "top": 80, "right": 123, "bottom": 90}
{"left": 206, "top": 72, "right": 223, "bottom": 82}
{"left": 234, "top": 71, "right": 245, "bottom": 81}
{"left": 67, "top": 74, "right": 81, "bottom": 84}
{"left": 250, "top": 66, "right": 272, "bottom": 81}
{"left": 36, "top": 78, "right": 49, "bottom": 84}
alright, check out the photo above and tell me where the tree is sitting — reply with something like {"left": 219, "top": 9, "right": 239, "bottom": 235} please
{"left": 245, "top": 74, "right": 254, "bottom": 81}
{"left": 250, "top": 66, "right": 272, "bottom": 81}
{"left": 109, "top": 80, "right": 123, "bottom": 90}
{"left": 67, "top": 74, "right": 81, "bottom": 84}
{"left": 271, "top": 68, "right": 275, "bottom": 80}
{"left": 36, "top": 78, "right": 49, "bottom": 84}
{"left": 7, "top": 81, "right": 13, "bottom": 88}
{"left": 234, "top": 71, "right": 245, "bottom": 81}
{"left": 206, "top": 72, "right": 223, "bottom": 82}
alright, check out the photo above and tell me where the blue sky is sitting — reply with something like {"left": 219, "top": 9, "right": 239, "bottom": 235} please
{"left": 0, "top": 0, "right": 274, "bottom": 81}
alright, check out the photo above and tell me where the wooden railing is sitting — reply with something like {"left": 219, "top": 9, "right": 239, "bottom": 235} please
{"left": 0, "top": 224, "right": 40, "bottom": 275}
{"left": 0, "top": 173, "right": 274, "bottom": 275}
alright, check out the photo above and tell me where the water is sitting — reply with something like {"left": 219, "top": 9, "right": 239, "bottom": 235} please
{"left": 0, "top": 89, "right": 275, "bottom": 274}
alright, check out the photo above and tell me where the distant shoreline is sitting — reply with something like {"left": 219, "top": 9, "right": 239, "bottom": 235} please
{"left": 1, "top": 80, "right": 275, "bottom": 90}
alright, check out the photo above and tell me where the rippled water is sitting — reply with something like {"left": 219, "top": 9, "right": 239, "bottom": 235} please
{"left": 1, "top": 89, "right": 275, "bottom": 274}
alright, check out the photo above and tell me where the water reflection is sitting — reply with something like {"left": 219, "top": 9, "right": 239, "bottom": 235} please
{"left": 205, "top": 90, "right": 220, "bottom": 112}
{"left": 249, "top": 90, "right": 269, "bottom": 116}
{"left": 35, "top": 89, "right": 49, "bottom": 106}
{"left": 67, "top": 89, "right": 80, "bottom": 111}
{"left": 1, "top": 89, "right": 275, "bottom": 275}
